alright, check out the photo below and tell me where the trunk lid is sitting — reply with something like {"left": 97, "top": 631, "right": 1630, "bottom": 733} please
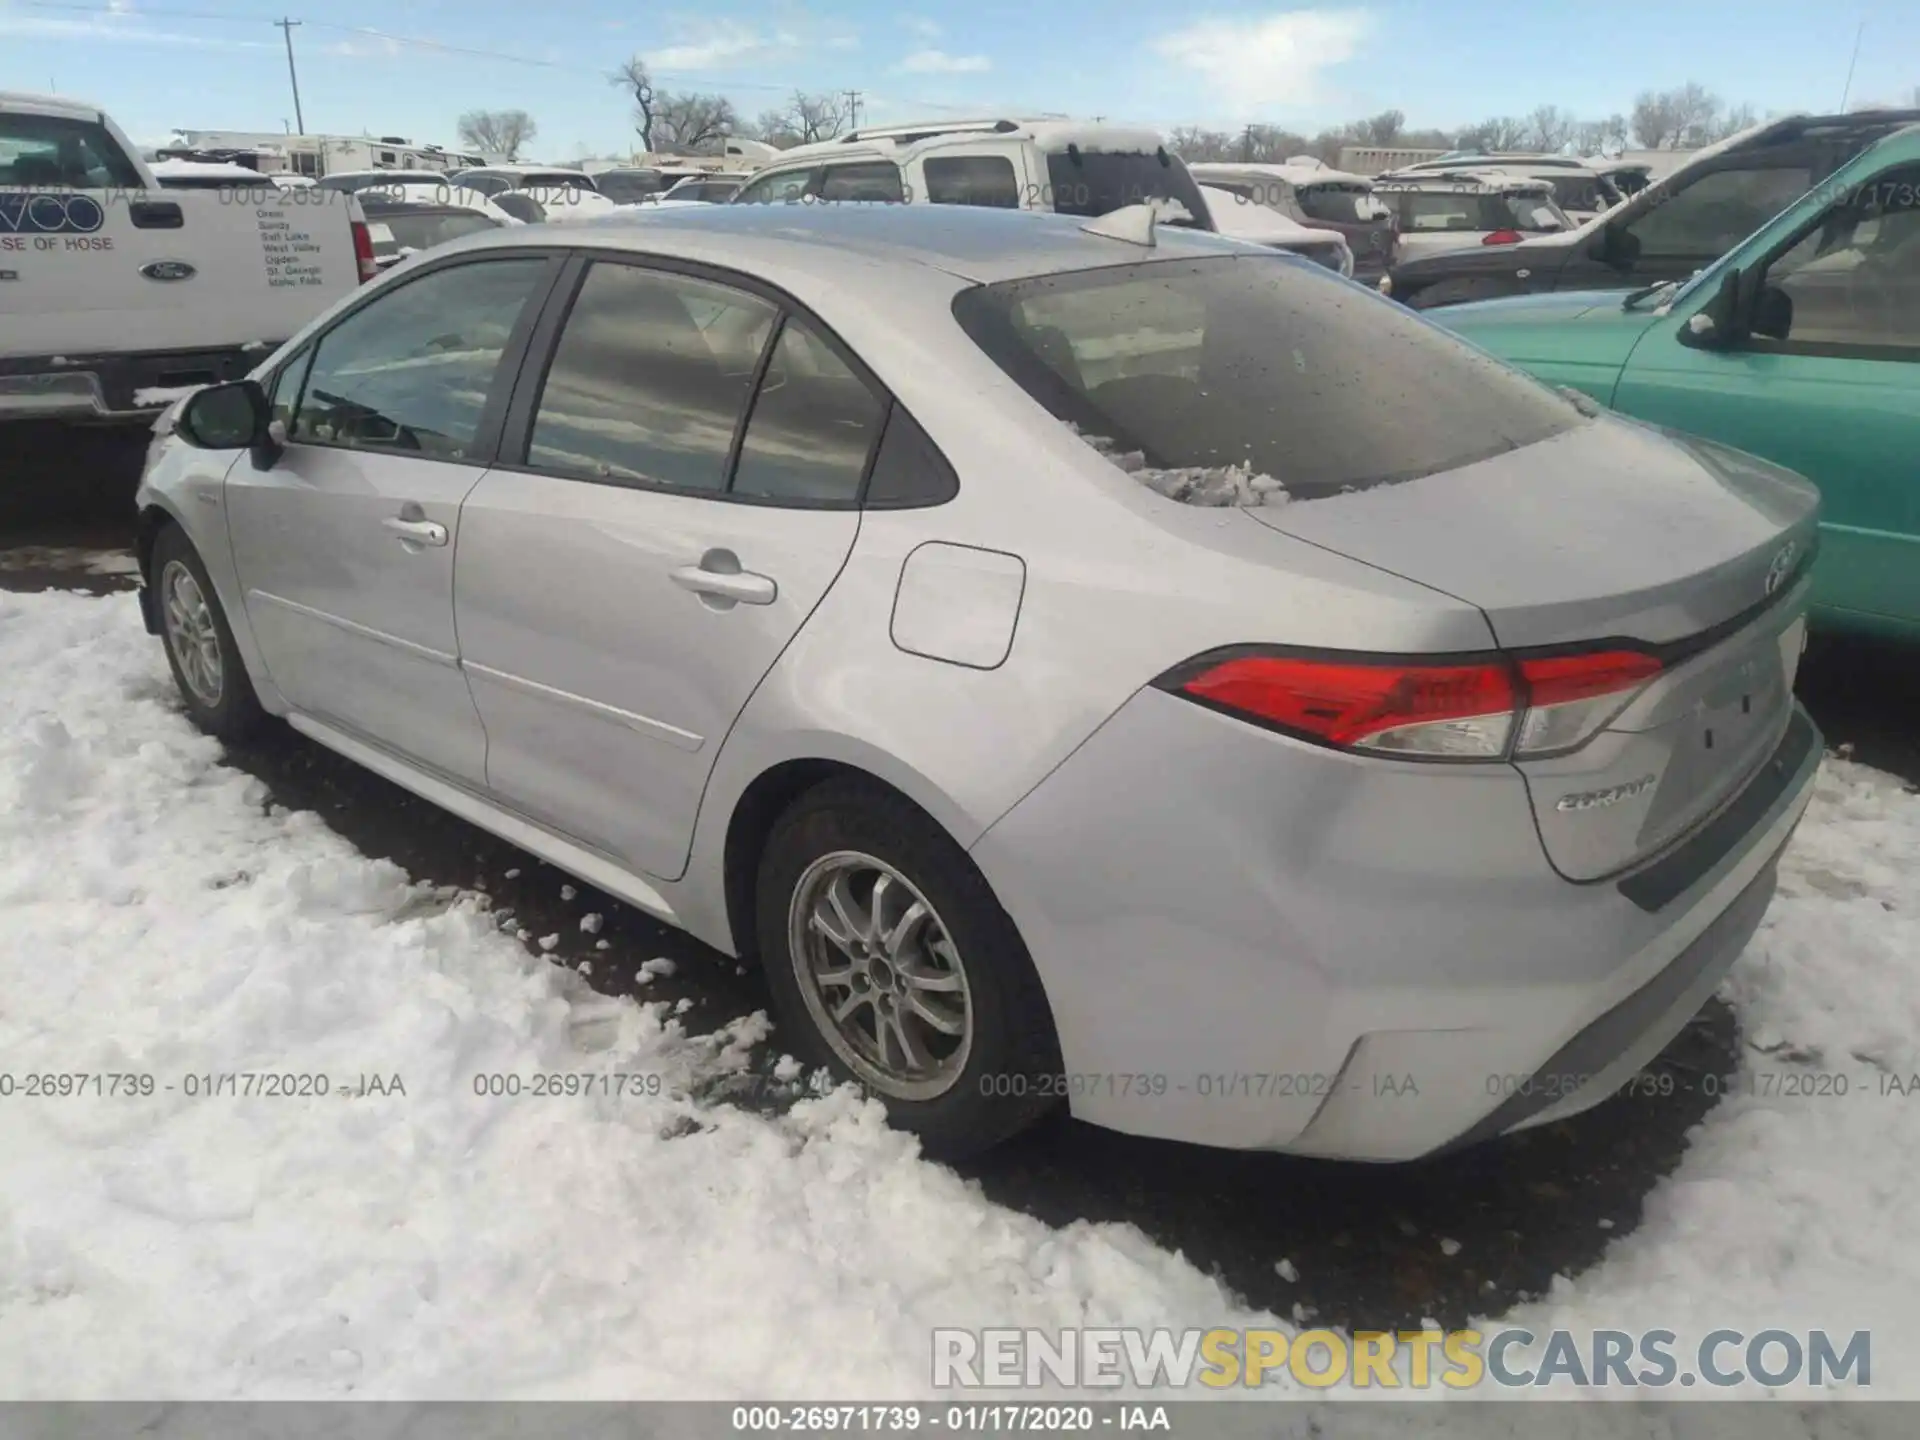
{"left": 1245, "top": 418, "right": 1821, "bottom": 880}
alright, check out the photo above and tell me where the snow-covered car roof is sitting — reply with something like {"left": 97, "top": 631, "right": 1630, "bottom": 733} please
{"left": 353, "top": 181, "right": 521, "bottom": 223}
{"left": 0, "top": 89, "right": 102, "bottom": 121}
{"left": 1189, "top": 161, "right": 1374, "bottom": 191}
{"left": 1198, "top": 187, "right": 1346, "bottom": 246}
{"left": 768, "top": 118, "right": 1170, "bottom": 169}
{"left": 150, "top": 158, "right": 270, "bottom": 183}
{"left": 1373, "top": 168, "right": 1556, "bottom": 195}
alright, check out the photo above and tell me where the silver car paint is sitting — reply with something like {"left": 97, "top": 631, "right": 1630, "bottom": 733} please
{"left": 137, "top": 205, "right": 1823, "bottom": 1155}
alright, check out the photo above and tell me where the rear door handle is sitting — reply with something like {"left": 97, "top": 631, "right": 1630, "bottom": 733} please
{"left": 383, "top": 515, "right": 448, "bottom": 548}
{"left": 670, "top": 552, "right": 777, "bottom": 607}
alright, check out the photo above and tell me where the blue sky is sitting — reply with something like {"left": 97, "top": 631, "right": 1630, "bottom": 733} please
{"left": 4, "top": 0, "right": 1917, "bottom": 157}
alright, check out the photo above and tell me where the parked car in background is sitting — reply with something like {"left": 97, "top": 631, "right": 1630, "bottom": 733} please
{"left": 451, "top": 164, "right": 603, "bottom": 197}
{"left": 150, "top": 158, "right": 284, "bottom": 190}
{"left": 1199, "top": 186, "right": 1353, "bottom": 275}
{"left": 731, "top": 117, "right": 1215, "bottom": 230}
{"left": 355, "top": 193, "right": 513, "bottom": 271}
{"left": 488, "top": 186, "right": 624, "bottom": 224}
{"left": 1594, "top": 159, "right": 1653, "bottom": 199}
{"left": 1188, "top": 160, "right": 1394, "bottom": 279}
{"left": 660, "top": 173, "right": 747, "bottom": 204}
{"left": 1435, "top": 122, "right": 1920, "bottom": 641}
{"left": 1388, "top": 154, "right": 1624, "bottom": 223}
{"left": 315, "top": 168, "right": 449, "bottom": 195}
{"left": 136, "top": 204, "right": 1821, "bottom": 1163}
{"left": 591, "top": 167, "right": 668, "bottom": 204}
{"left": 1372, "top": 170, "right": 1572, "bottom": 265}
{"left": 0, "top": 89, "right": 370, "bottom": 430}
{"left": 1386, "top": 109, "right": 1920, "bottom": 309}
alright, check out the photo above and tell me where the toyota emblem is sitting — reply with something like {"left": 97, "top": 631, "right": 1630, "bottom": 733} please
{"left": 1764, "top": 541, "right": 1798, "bottom": 596}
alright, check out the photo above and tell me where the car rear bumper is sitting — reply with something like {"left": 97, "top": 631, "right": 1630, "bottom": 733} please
{"left": 969, "top": 690, "right": 1822, "bottom": 1159}
{"left": 0, "top": 345, "right": 271, "bottom": 423}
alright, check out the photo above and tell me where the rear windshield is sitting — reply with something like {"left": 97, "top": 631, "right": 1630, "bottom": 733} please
{"left": 1044, "top": 150, "right": 1212, "bottom": 228}
{"left": 1386, "top": 189, "right": 1569, "bottom": 233}
{"left": 951, "top": 255, "right": 1581, "bottom": 501}
{"left": 667, "top": 179, "right": 742, "bottom": 203}
{"left": 366, "top": 210, "right": 499, "bottom": 258}
{"left": 515, "top": 170, "right": 598, "bottom": 192}
{"left": 0, "top": 111, "right": 143, "bottom": 188}
{"left": 595, "top": 171, "right": 663, "bottom": 203}
{"left": 1296, "top": 182, "right": 1387, "bottom": 225}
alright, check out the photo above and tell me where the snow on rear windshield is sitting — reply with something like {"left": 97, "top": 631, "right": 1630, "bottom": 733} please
{"left": 953, "top": 254, "right": 1583, "bottom": 503}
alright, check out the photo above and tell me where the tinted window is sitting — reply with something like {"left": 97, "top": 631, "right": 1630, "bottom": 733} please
{"left": 460, "top": 173, "right": 511, "bottom": 197}
{"left": 1623, "top": 164, "right": 1814, "bottom": 258}
{"left": 526, "top": 263, "right": 776, "bottom": 489}
{"left": 731, "top": 320, "right": 886, "bottom": 504}
{"left": 491, "top": 193, "right": 544, "bottom": 223}
{"left": 0, "top": 112, "right": 142, "bottom": 188}
{"left": 1044, "top": 151, "right": 1211, "bottom": 227}
{"left": 292, "top": 258, "right": 547, "bottom": 460}
{"left": 735, "top": 168, "right": 816, "bottom": 204}
{"left": 953, "top": 255, "right": 1581, "bottom": 501}
{"left": 864, "top": 406, "right": 959, "bottom": 508}
{"left": 596, "top": 171, "right": 663, "bottom": 203}
{"left": 1389, "top": 190, "right": 1564, "bottom": 233}
{"left": 363, "top": 209, "right": 499, "bottom": 261}
{"left": 1763, "top": 164, "right": 1920, "bottom": 354}
{"left": 819, "top": 162, "right": 904, "bottom": 202}
{"left": 923, "top": 155, "right": 1020, "bottom": 209}
{"left": 1295, "top": 183, "right": 1386, "bottom": 225}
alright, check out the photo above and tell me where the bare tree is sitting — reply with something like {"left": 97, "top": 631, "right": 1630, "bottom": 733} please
{"left": 1522, "top": 104, "right": 1576, "bottom": 153}
{"left": 610, "top": 57, "right": 657, "bottom": 151}
{"left": 1714, "top": 103, "right": 1759, "bottom": 139}
{"left": 1350, "top": 109, "right": 1406, "bottom": 146}
{"left": 1573, "top": 113, "right": 1630, "bottom": 154}
{"left": 653, "top": 92, "right": 739, "bottom": 153}
{"left": 1631, "top": 81, "right": 1724, "bottom": 148}
{"left": 1168, "top": 125, "right": 1234, "bottom": 163}
{"left": 750, "top": 109, "right": 803, "bottom": 149}
{"left": 1454, "top": 115, "right": 1531, "bottom": 152}
{"left": 780, "top": 91, "right": 851, "bottom": 145}
{"left": 456, "top": 109, "right": 537, "bottom": 161}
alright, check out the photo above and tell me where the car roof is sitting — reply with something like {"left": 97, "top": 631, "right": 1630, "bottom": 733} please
{"left": 0, "top": 90, "right": 103, "bottom": 120}
{"left": 1401, "top": 153, "right": 1599, "bottom": 174}
{"left": 1374, "top": 169, "right": 1554, "bottom": 193}
{"left": 448, "top": 200, "right": 1245, "bottom": 283}
{"left": 763, "top": 118, "right": 1168, "bottom": 169}
{"left": 463, "top": 162, "right": 592, "bottom": 175}
{"left": 1188, "top": 161, "right": 1373, "bottom": 189}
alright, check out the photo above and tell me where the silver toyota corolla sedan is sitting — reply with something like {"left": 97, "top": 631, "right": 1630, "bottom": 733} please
{"left": 135, "top": 204, "right": 1823, "bottom": 1160}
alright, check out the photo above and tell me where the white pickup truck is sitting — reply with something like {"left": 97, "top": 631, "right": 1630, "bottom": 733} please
{"left": 1, "top": 91, "right": 371, "bottom": 427}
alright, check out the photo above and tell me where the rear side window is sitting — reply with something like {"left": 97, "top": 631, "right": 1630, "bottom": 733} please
{"left": 1044, "top": 150, "right": 1211, "bottom": 227}
{"left": 864, "top": 406, "right": 959, "bottom": 507}
{"left": 526, "top": 262, "right": 776, "bottom": 490}
{"left": 819, "top": 162, "right": 904, "bottom": 203}
{"left": 923, "top": 156, "right": 1020, "bottom": 209}
{"left": 953, "top": 255, "right": 1582, "bottom": 501}
{"left": 731, "top": 320, "right": 887, "bottom": 503}
{"left": 736, "top": 167, "right": 816, "bottom": 204}
{"left": 292, "top": 257, "right": 548, "bottom": 459}
{"left": 0, "top": 111, "right": 143, "bottom": 188}
{"left": 1296, "top": 183, "right": 1385, "bottom": 225}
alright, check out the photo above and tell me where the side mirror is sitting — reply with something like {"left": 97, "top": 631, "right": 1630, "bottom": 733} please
{"left": 1751, "top": 283, "right": 1794, "bottom": 343}
{"left": 1679, "top": 266, "right": 1752, "bottom": 351}
{"left": 175, "top": 379, "right": 268, "bottom": 451}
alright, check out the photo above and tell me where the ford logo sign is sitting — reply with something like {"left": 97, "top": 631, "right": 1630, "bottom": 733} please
{"left": 140, "top": 260, "right": 197, "bottom": 282}
{"left": 1764, "top": 541, "right": 1798, "bottom": 596}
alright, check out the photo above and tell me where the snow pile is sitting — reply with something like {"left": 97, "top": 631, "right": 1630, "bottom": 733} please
{"left": 1072, "top": 426, "right": 1293, "bottom": 508}
{"left": 1, "top": 589, "right": 1917, "bottom": 1411}
{"left": 0, "top": 592, "right": 1261, "bottom": 1400}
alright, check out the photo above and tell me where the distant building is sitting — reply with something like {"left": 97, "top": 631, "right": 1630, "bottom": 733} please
{"left": 157, "top": 129, "right": 482, "bottom": 179}
{"left": 1337, "top": 144, "right": 1449, "bottom": 176}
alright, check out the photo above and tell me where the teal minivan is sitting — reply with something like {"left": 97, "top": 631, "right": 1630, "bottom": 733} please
{"left": 1436, "top": 124, "right": 1920, "bottom": 642}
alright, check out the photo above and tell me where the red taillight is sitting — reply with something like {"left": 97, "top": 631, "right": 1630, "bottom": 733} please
{"left": 1160, "top": 646, "right": 1663, "bottom": 761}
{"left": 351, "top": 219, "right": 379, "bottom": 283}
{"left": 1481, "top": 229, "right": 1524, "bottom": 246}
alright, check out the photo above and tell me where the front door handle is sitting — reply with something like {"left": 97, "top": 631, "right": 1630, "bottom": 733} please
{"left": 383, "top": 515, "right": 448, "bottom": 548}
{"left": 670, "top": 549, "right": 777, "bottom": 607}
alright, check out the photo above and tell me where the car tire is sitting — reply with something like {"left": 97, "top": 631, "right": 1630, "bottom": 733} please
{"left": 756, "top": 777, "right": 1063, "bottom": 1158}
{"left": 150, "top": 523, "right": 266, "bottom": 743}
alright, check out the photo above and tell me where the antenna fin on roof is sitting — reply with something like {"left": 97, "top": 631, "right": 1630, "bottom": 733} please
{"left": 1080, "top": 203, "right": 1157, "bottom": 247}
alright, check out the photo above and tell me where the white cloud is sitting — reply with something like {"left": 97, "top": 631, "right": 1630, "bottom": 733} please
{"left": 646, "top": 17, "right": 857, "bottom": 71}
{"left": 897, "top": 48, "right": 991, "bottom": 74}
{"left": 0, "top": 12, "right": 267, "bottom": 49}
{"left": 904, "top": 15, "right": 943, "bottom": 39}
{"left": 1154, "top": 8, "right": 1370, "bottom": 112}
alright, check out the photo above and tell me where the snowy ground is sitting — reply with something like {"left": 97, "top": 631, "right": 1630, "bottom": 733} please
{"left": 1, "top": 587, "right": 1916, "bottom": 1413}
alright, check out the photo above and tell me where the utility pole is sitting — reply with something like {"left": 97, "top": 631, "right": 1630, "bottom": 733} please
{"left": 1240, "top": 124, "right": 1255, "bottom": 162}
{"left": 275, "top": 18, "right": 306, "bottom": 135}
{"left": 843, "top": 89, "right": 863, "bottom": 131}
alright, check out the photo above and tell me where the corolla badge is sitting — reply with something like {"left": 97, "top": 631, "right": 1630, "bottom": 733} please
{"left": 1764, "top": 541, "right": 1798, "bottom": 596}
{"left": 140, "top": 259, "right": 197, "bottom": 282}
{"left": 1556, "top": 775, "right": 1656, "bottom": 812}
